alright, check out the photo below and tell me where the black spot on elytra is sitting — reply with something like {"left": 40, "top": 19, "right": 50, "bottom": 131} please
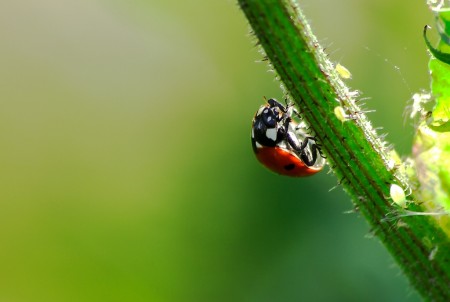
{"left": 284, "top": 164, "right": 295, "bottom": 171}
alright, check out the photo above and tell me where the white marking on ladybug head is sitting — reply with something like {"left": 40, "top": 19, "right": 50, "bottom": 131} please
{"left": 266, "top": 128, "right": 277, "bottom": 141}
{"left": 251, "top": 128, "right": 254, "bottom": 138}
{"left": 255, "top": 141, "right": 263, "bottom": 148}
{"left": 267, "top": 116, "right": 272, "bottom": 122}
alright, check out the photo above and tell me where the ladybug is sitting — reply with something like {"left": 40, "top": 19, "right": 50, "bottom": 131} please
{"left": 251, "top": 98, "right": 325, "bottom": 177}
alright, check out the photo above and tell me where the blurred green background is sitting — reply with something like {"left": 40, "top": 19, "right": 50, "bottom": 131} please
{"left": 0, "top": 1, "right": 432, "bottom": 301}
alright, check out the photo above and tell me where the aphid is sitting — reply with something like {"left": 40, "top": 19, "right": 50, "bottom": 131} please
{"left": 390, "top": 184, "right": 407, "bottom": 208}
{"left": 335, "top": 63, "right": 352, "bottom": 79}
{"left": 334, "top": 106, "right": 350, "bottom": 122}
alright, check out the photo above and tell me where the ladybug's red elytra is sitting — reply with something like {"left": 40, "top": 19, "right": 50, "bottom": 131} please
{"left": 251, "top": 98, "right": 325, "bottom": 177}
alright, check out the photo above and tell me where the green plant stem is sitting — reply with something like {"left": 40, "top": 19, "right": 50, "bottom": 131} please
{"left": 238, "top": 0, "right": 450, "bottom": 300}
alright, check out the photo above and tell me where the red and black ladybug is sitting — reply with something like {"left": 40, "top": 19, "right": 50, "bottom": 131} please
{"left": 251, "top": 98, "right": 325, "bottom": 177}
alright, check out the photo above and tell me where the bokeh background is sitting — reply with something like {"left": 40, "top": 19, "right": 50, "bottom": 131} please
{"left": 0, "top": 1, "right": 433, "bottom": 301}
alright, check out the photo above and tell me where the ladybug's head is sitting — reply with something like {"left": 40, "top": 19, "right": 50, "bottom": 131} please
{"left": 257, "top": 98, "right": 287, "bottom": 128}
{"left": 252, "top": 99, "right": 288, "bottom": 149}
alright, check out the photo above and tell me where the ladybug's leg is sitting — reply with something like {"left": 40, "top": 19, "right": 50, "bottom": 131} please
{"left": 315, "top": 143, "right": 326, "bottom": 159}
{"left": 278, "top": 116, "right": 293, "bottom": 143}
{"left": 286, "top": 133, "right": 315, "bottom": 152}
{"left": 286, "top": 134, "right": 319, "bottom": 166}
{"left": 300, "top": 141, "right": 318, "bottom": 166}
{"left": 268, "top": 98, "right": 287, "bottom": 113}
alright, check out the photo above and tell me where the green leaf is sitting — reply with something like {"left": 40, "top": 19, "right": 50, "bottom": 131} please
{"left": 424, "top": 25, "right": 450, "bottom": 66}
{"left": 414, "top": 9, "right": 450, "bottom": 219}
